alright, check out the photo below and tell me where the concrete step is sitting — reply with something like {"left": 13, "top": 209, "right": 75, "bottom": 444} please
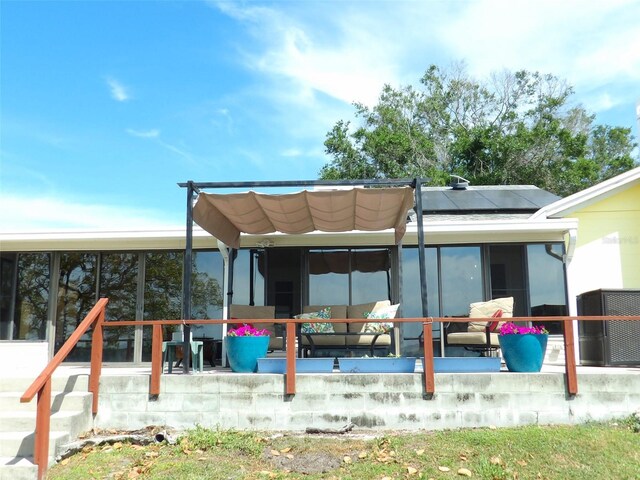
{"left": 0, "top": 431, "right": 68, "bottom": 457}
{"left": 0, "top": 375, "right": 89, "bottom": 393}
{"left": 0, "top": 391, "right": 92, "bottom": 413}
{"left": 0, "top": 456, "right": 42, "bottom": 480}
{"left": 0, "top": 410, "right": 92, "bottom": 439}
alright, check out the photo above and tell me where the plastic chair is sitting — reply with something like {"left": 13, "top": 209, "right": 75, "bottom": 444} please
{"left": 162, "top": 340, "right": 204, "bottom": 373}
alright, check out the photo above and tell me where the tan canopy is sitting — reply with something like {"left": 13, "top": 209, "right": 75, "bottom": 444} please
{"left": 192, "top": 187, "right": 415, "bottom": 248}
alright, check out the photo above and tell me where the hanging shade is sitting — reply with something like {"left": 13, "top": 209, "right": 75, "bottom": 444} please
{"left": 192, "top": 187, "right": 415, "bottom": 248}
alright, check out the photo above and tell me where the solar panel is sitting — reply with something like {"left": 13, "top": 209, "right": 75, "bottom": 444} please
{"left": 420, "top": 186, "right": 560, "bottom": 213}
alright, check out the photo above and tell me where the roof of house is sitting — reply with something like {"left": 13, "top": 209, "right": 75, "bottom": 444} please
{"left": 530, "top": 166, "right": 640, "bottom": 219}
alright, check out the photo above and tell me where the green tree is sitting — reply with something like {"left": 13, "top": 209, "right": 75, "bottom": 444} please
{"left": 320, "top": 64, "right": 638, "bottom": 196}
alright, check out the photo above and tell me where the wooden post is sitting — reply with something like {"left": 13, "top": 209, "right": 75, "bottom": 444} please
{"left": 35, "top": 378, "right": 51, "bottom": 480}
{"left": 150, "top": 324, "right": 163, "bottom": 396}
{"left": 563, "top": 319, "right": 578, "bottom": 396}
{"left": 89, "top": 306, "right": 104, "bottom": 415}
{"left": 286, "top": 322, "right": 296, "bottom": 395}
{"left": 422, "top": 322, "right": 435, "bottom": 396}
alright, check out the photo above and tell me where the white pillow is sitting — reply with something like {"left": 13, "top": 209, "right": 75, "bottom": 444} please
{"left": 363, "top": 304, "right": 399, "bottom": 333}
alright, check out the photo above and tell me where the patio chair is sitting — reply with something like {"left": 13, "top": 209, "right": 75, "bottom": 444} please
{"left": 445, "top": 297, "right": 514, "bottom": 355}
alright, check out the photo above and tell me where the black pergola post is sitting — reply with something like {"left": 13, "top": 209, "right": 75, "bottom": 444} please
{"left": 182, "top": 181, "right": 195, "bottom": 373}
{"left": 414, "top": 178, "right": 429, "bottom": 318}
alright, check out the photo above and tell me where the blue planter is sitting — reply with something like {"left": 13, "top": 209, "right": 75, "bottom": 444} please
{"left": 257, "top": 357, "right": 334, "bottom": 373}
{"left": 424, "top": 357, "right": 501, "bottom": 373}
{"left": 338, "top": 357, "right": 416, "bottom": 373}
{"left": 226, "top": 336, "right": 270, "bottom": 372}
{"left": 498, "top": 334, "right": 548, "bottom": 372}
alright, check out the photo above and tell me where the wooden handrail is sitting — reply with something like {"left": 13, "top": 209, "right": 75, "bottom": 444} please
{"left": 21, "top": 297, "right": 108, "bottom": 480}
{"left": 23, "top": 307, "right": 640, "bottom": 479}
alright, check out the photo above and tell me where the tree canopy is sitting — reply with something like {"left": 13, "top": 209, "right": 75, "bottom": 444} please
{"left": 320, "top": 64, "right": 638, "bottom": 196}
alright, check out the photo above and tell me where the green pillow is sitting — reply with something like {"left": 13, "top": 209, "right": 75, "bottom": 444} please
{"left": 295, "top": 307, "right": 333, "bottom": 333}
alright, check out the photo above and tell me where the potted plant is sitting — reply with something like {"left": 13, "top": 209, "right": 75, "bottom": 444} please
{"left": 498, "top": 322, "right": 549, "bottom": 372}
{"left": 225, "top": 324, "right": 270, "bottom": 373}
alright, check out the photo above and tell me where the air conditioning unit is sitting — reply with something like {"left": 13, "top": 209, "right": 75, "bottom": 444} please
{"left": 577, "top": 289, "right": 640, "bottom": 366}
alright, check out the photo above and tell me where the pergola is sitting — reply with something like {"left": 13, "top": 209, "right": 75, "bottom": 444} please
{"left": 178, "top": 178, "right": 431, "bottom": 373}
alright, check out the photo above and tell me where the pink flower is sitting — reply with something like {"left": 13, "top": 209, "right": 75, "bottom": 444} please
{"left": 227, "top": 324, "right": 269, "bottom": 337}
{"left": 498, "top": 322, "right": 548, "bottom": 336}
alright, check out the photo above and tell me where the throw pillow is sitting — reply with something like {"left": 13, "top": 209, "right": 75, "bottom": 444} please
{"left": 468, "top": 297, "right": 513, "bottom": 332}
{"left": 363, "top": 303, "right": 399, "bottom": 333}
{"left": 295, "top": 307, "right": 333, "bottom": 334}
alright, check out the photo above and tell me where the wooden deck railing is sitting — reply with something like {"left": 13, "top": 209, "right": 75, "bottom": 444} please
{"left": 22, "top": 301, "right": 640, "bottom": 479}
{"left": 20, "top": 298, "right": 109, "bottom": 480}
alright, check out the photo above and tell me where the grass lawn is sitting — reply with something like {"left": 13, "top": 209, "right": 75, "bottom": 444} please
{"left": 48, "top": 417, "right": 640, "bottom": 479}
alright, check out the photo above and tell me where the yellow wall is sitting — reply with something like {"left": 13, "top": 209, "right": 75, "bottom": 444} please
{"left": 570, "top": 183, "right": 640, "bottom": 295}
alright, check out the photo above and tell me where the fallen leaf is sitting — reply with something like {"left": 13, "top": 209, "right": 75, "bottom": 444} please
{"left": 113, "top": 442, "right": 123, "bottom": 450}
{"left": 488, "top": 425, "right": 497, "bottom": 430}
{"left": 415, "top": 448, "right": 425, "bottom": 455}
{"left": 438, "top": 466, "right": 451, "bottom": 472}
{"left": 285, "top": 454, "right": 294, "bottom": 459}
{"left": 460, "top": 454, "right": 468, "bottom": 461}
{"left": 198, "top": 457, "right": 207, "bottom": 461}
{"left": 381, "top": 477, "right": 392, "bottom": 480}
{"left": 343, "top": 456, "right": 352, "bottom": 464}
{"left": 407, "top": 466, "right": 418, "bottom": 475}
{"left": 270, "top": 449, "right": 281, "bottom": 456}
{"left": 258, "top": 471, "right": 272, "bottom": 476}
{"left": 517, "top": 460, "right": 528, "bottom": 467}
{"left": 60, "top": 458, "right": 69, "bottom": 465}
{"left": 145, "top": 451, "right": 159, "bottom": 458}
{"left": 182, "top": 448, "right": 192, "bottom": 455}
{"left": 358, "top": 451, "right": 368, "bottom": 459}
{"left": 389, "top": 450, "right": 396, "bottom": 456}
{"left": 457, "top": 467, "right": 472, "bottom": 477}
{"left": 131, "top": 445, "right": 145, "bottom": 451}
{"left": 280, "top": 447, "right": 291, "bottom": 453}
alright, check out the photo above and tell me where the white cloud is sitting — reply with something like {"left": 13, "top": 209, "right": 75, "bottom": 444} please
{"left": 213, "top": 0, "right": 640, "bottom": 116}
{"left": 106, "top": 76, "right": 130, "bottom": 102}
{"left": 126, "top": 128, "right": 160, "bottom": 138}
{"left": 438, "top": 0, "right": 640, "bottom": 111}
{"left": 126, "top": 127, "right": 195, "bottom": 164}
{"left": 0, "top": 193, "right": 180, "bottom": 233}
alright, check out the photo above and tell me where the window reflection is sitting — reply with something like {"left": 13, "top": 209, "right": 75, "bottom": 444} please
{"left": 233, "top": 249, "right": 265, "bottom": 306}
{"left": 351, "top": 250, "right": 390, "bottom": 304}
{"left": 528, "top": 243, "right": 567, "bottom": 334}
{"left": 400, "top": 247, "right": 439, "bottom": 357}
{"left": 99, "top": 253, "right": 138, "bottom": 362}
{"left": 56, "top": 253, "right": 98, "bottom": 360}
{"left": 15, "top": 253, "right": 51, "bottom": 340}
{"left": 308, "top": 250, "right": 349, "bottom": 306}
{"left": 440, "top": 247, "right": 483, "bottom": 317}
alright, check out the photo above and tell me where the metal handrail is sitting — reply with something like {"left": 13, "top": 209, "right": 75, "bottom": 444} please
{"left": 20, "top": 298, "right": 109, "bottom": 480}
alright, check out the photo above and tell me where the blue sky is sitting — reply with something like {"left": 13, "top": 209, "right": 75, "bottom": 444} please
{"left": 1, "top": 0, "right": 639, "bottom": 232}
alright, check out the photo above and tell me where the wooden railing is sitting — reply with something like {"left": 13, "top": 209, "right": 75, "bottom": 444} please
{"left": 103, "top": 314, "right": 640, "bottom": 398}
{"left": 22, "top": 304, "right": 640, "bottom": 479}
{"left": 20, "top": 298, "right": 109, "bottom": 480}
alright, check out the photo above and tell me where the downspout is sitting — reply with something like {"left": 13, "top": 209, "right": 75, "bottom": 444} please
{"left": 217, "top": 239, "right": 230, "bottom": 367}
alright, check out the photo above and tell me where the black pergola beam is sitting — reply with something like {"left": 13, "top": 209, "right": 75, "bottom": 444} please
{"left": 177, "top": 178, "right": 415, "bottom": 190}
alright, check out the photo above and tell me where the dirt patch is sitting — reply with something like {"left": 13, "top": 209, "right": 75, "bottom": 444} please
{"left": 266, "top": 448, "right": 344, "bottom": 474}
